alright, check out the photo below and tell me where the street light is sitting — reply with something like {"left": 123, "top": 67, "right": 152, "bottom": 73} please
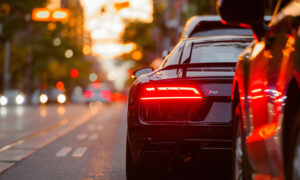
{"left": 32, "top": 8, "right": 51, "bottom": 21}
{"left": 32, "top": 8, "right": 70, "bottom": 22}
{"left": 52, "top": 9, "right": 70, "bottom": 21}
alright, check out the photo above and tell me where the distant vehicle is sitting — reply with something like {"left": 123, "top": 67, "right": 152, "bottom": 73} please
{"left": 180, "top": 15, "right": 271, "bottom": 40}
{"left": 126, "top": 35, "right": 253, "bottom": 179}
{"left": 219, "top": 0, "right": 300, "bottom": 179}
{"left": 83, "top": 82, "right": 112, "bottom": 104}
{"left": 71, "top": 86, "right": 85, "bottom": 103}
{"left": 0, "top": 90, "right": 25, "bottom": 106}
{"left": 40, "top": 88, "right": 67, "bottom": 104}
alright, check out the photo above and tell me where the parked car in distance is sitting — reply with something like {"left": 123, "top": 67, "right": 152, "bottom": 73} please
{"left": 219, "top": 0, "right": 300, "bottom": 179}
{"left": 126, "top": 35, "right": 253, "bottom": 179}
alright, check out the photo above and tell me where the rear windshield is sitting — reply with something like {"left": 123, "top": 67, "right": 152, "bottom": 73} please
{"left": 186, "top": 41, "right": 249, "bottom": 63}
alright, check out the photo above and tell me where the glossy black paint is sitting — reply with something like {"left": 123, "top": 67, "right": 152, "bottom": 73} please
{"left": 127, "top": 36, "right": 252, "bottom": 168}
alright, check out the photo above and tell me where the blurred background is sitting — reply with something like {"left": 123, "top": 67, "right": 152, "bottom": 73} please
{"left": 0, "top": 0, "right": 217, "bottom": 106}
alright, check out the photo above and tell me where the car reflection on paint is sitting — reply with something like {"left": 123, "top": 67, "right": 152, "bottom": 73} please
{"left": 218, "top": 0, "right": 300, "bottom": 179}
{"left": 126, "top": 35, "right": 253, "bottom": 179}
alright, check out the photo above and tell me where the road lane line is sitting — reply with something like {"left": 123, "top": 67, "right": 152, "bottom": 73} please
{"left": 0, "top": 162, "right": 15, "bottom": 173}
{"left": 77, "top": 133, "right": 87, "bottom": 140}
{"left": 72, "top": 147, "right": 87, "bottom": 157}
{"left": 0, "top": 105, "right": 101, "bottom": 153}
{"left": 56, "top": 147, "right": 72, "bottom": 157}
{"left": 88, "top": 133, "right": 98, "bottom": 140}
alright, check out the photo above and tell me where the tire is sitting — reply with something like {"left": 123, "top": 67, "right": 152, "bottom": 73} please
{"left": 283, "top": 79, "right": 300, "bottom": 180}
{"left": 292, "top": 128, "right": 300, "bottom": 180}
{"left": 126, "top": 139, "right": 166, "bottom": 180}
{"left": 126, "top": 139, "right": 140, "bottom": 180}
{"left": 232, "top": 102, "right": 252, "bottom": 180}
{"left": 285, "top": 110, "right": 300, "bottom": 180}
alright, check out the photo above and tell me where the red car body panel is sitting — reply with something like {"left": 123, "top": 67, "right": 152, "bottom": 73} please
{"left": 233, "top": 1, "right": 300, "bottom": 179}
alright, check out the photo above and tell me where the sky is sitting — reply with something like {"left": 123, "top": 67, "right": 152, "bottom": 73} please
{"left": 80, "top": 0, "right": 153, "bottom": 90}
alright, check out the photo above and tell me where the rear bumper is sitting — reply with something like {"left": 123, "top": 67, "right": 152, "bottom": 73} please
{"left": 127, "top": 123, "right": 232, "bottom": 167}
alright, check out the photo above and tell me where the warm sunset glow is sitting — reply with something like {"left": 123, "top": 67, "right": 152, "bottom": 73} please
{"left": 118, "top": 0, "right": 153, "bottom": 23}
{"left": 92, "top": 43, "right": 136, "bottom": 59}
{"left": 80, "top": 0, "right": 153, "bottom": 58}
{"left": 83, "top": 45, "right": 91, "bottom": 55}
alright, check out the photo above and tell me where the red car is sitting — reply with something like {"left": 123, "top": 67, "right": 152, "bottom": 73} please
{"left": 219, "top": 0, "right": 300, "bottom": 179}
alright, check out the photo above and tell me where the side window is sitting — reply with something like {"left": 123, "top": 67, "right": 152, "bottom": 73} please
{"left": 160, "top": 41, "right": 185, "bottom": 68}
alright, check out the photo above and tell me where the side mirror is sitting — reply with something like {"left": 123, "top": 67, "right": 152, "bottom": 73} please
{"left": 133, "top": 67, "right": 154, "bottom": 79}
{"left": 217, "top": 0, "right": 266, "bottom": 40}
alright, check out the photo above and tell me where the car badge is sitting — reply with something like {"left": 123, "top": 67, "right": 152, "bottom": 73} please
{"left": 207, "top": 90, "right": 218, "bottom": 95}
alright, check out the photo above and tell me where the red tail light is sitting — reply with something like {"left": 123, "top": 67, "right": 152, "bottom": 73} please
{"left": 83, "top": 90, "right": 93, "bottom": 98}
{"left": 100, "top": 90, "right": 112, "bottom": 102}
{"left": 140, "top": 86, "right": 202, "bottom": 101}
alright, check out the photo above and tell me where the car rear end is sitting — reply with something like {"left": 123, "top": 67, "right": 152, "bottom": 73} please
{"left": 128, "top": 66, "right": 236, "bottom": 170}
{"left": 127, "top": 36, "right": 252, "bottom": 173}
{"left": 83, "top": 82, "right": 112, "bottom": 104}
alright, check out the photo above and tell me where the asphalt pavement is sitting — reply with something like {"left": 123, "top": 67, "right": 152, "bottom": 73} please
{"left": 0, "top": 102, "right": 231, "bottom": 180}
{"left": 0, "top": 103, "right": 127, "bottom": 180}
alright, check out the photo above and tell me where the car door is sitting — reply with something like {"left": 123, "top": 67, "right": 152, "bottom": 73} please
{"left": 245, "top": 11, "right": 297, "bottom": 177}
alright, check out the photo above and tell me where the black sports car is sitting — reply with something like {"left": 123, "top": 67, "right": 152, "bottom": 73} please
{"left": 126, "top": 35, "right": 253, "bottom": 179}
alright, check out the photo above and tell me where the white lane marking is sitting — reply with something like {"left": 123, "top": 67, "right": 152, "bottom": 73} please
{"left": 72, "top": 147, "right": 87, "bottom": 157}
{"left": 88, "top": 124, "right": 95, "bottom": 131}
{"left": 88, "top": 133, "right": 98, "bottom": 140}
{"left": 77, "top": 133, "right": 87, "bottom": 140}
{"left": 97, "top": 125, "right": 103, "bottom": 131}
{"left": 56, "top": 147, "right": 72, "bottom": 157}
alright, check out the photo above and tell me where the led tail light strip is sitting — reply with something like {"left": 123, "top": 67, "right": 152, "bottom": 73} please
{"left": 141, "top": 86, "right": 203, "bottom": 101}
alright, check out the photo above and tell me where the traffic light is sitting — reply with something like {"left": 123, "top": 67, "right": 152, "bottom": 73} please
{"left": 56, "top": 81, "right": 64, "bottom": 90}
{"left": 70, "top": 68, "right": 79, "bottom": 79}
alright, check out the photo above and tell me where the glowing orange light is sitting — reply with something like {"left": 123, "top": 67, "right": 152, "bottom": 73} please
{"left": 115, "top": 1, "right": 130, "bottom": 11}
{"left": 52, "top": 9, "right": 70, "bottom": 21}
{"left": 248, "top": 123, "right": 278, "bottom": 143}
{"left": 56, "top": 81, "right": 64, "bottom": 90}
{"left": 132, "top": 50, "right": 142, "bottom": 60}
{"left": 83, "top": 45, "right": 91, "bottom": 55}
{"left": 258, "top": 123, "right": 277, "bottom": 139}
{"left": 32, "top": 8, "right": 51, "bottom": 21}
{"left": 70, "top": 69, "right": 79, "bottom": 79}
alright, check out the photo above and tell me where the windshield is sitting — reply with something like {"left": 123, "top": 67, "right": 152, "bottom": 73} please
{"left": 189, "top": 41, "right": 250, "bottom": 63}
